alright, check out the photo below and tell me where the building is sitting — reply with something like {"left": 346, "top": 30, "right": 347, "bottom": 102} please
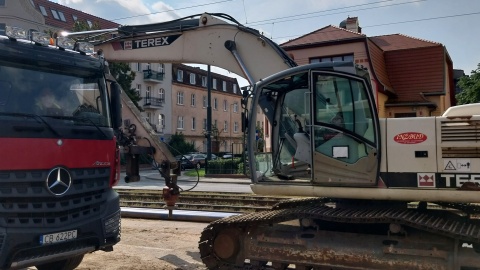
{"left": 0, "top": 0, "right": 118, "bottom": 35}
{"left": 281, "top": 16, "right": 455, "bottom": 118}
{"left": 171, "top": 64, "right": 242, "bottom": 153}
{"left": 2, "top": 0, "right": 244, "bottom": 154}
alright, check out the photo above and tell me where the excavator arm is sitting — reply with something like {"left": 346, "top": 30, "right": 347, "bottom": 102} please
{"left": 67, "top": 13, "right": 296, "bottom": 207}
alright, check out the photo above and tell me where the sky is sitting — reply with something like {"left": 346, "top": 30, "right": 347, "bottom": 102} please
{"left": 53, "top": 0, "right": 480, "bottom": 87}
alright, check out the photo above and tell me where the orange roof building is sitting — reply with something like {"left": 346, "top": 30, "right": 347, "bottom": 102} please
{"left": 281, "top": 18, "right": 454, "bottom": 118}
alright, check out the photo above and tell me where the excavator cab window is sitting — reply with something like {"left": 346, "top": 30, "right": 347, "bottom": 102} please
{"left": 313, "top": 73, "right": 375, "bottom": 164}
{"left": 253, "top": 67, "right": 379, "bottom": 186}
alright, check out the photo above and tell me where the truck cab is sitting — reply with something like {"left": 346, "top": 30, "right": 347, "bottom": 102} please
{"left": 0, "top": 27, "right": 120, "bottom": 269}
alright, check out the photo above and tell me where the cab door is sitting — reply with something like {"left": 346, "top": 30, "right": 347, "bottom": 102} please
{"left": 311, "top": 71, "right": 380, "bottom": 186}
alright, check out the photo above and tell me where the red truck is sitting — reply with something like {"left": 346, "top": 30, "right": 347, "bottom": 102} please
{"left": 0, "top": 27, "right": 121, "bottom": 269}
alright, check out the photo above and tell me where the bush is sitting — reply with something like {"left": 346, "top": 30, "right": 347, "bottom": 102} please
{"left": 207, "top": 158, "right": 243, "bottom": 174}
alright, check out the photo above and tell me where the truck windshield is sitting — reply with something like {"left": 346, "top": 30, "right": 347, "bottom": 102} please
{"left": 0, "top": 61, "right": 111, "bottom": 129}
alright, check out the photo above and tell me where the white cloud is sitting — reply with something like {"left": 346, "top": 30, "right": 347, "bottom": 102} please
{"left": 57, "top": 0, "right": 84, "bottom": 4}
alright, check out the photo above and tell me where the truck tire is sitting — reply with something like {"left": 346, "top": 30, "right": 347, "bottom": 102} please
{"left": 35, "top": 255, "right": 84, "bottom": 270}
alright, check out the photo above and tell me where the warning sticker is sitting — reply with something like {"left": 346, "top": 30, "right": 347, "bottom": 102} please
{"left": 443, "top": 159, "right": 471, "bottom": 172}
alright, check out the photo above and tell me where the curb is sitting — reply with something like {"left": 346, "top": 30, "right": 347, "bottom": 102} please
{"left": 143, "top": 175, "right": 251, "bottom": 185}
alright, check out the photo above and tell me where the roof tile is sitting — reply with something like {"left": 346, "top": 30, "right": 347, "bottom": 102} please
{"left": 370, "top": 34, "right": 441, "bottom": 51}
{"left": 281, "top": 25, "right": 365, "bottom": 48}
{"left": 32, "top": 0, "right": 118, "bottom": 31}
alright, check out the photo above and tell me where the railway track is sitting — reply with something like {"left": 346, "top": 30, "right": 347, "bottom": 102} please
{"left": 117, "top": 189, "right": 477, "bottom": 216}
{"left": 117, "top": 189, "right": 294, "bottom": 213}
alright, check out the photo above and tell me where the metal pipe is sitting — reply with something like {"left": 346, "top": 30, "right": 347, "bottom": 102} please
{"left": 224, "top": 40, "right": 255, "bottom": 85}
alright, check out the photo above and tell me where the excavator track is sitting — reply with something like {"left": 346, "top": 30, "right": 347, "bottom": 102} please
{"left": 199, "top": 199, "right": 480, "bottom": 270}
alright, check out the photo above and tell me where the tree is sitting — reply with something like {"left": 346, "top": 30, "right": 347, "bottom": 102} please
{"left": 456, "top": 64, "right": 480, "bottom": 105}
{"left": 70, "top": 20, "right": 141, "bottom": 110}
{"left": 109, "top": 63, "right": 141, "bottom": 110}
{"left": 168, "top": 132, "right": 196, "bottom": 155}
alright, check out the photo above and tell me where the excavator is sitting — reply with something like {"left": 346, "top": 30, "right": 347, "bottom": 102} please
{"left": 68, "top": 13, "right": 480, "bottom": 269}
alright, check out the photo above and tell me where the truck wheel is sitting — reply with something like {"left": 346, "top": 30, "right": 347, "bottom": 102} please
{"left": 36, "top": 255, "right": 84, "bottom": 270}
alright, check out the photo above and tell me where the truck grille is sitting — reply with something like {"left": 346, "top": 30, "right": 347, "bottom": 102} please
{"left": 0, "top": 168, "right": 110, "bottom": 228}
{"left": 441, "top": 120, "right": 480, "bottom": 142}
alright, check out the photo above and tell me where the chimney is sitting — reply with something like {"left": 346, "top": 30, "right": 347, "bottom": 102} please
{"left": 340, "top": 17, "right": 361, "bottom": 33}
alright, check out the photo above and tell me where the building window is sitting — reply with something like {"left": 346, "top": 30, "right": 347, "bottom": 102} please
{"left": 72, "top": 14, "right": 78, "bottom": 21}
{"left": 192, "top": 117, "right": 196, "bottom": 130}
{"left": 233, "top": 102, "right": 238, "bottom": 113}
{"left": 190, "top": 73, "right": 196, "bottom": 84}
{"left": 146, "top": 63, "right": 151, "bottom": 70}
{"left": 214, "top": 120, "right": 218, "bottom": 128}
{"left": 87, "top": 20, "right": 93, "bottom": 28}
{"left": 177, "top": 92, "right": 184, "bottom": 105}
{"left": 234, "top": 122, "right": 238, "bottom": 133}
{"left": 51, "top": 9, "right": 60, "bottom": 20}
{"left": 310, "top": 54, "right": 354, "bottom": 63}
{"left": 177, "top": 70, "right": 183, "bottom": 82}
{"left": 159, "top": 114, "right": 165, "bottom": 128}
{"left": 39, "top": 5, "right": 48, "bottom": 16}
{"left": 223, "top": 100, "right": 227, "bottom": 111}
{"left": 213, "top": 98, "right": 217, "bottom": 110}
{"left": 265, "top": 118, "right": 269, "bottom": 137}
{"left": 191, "top": 94, "right": 196, "bottom": 106}
{"left": 146, "top": 86, "right": 151, "bottom": 98}
{"left": 202, "top": 76, "right": 207, "bottom": 87}
{"left": 146, "top": 112, "right": 152, "bottom": 124}
{"left": 58, "top": 11, "right": 66, "bottom": 22}
{"left": 0, "top": 24, "right": 5, "bottom": 36}
{"left": 159, "top": 88, "right": 165, "bottom": 101}
{"left": 233, "top": 84, "right": 237, "bottom": 94}
{"left": 395, "top": 112, "right": 417, "bottom": 118}
{"left": 224, "top": 121, "right": 228, "bottom": 132}
{"left": 203, "top": 118, "right": 207, "bottom": 130}
{"left": 222, "top": 81, "right": 226, "bottom": 92}
{"left": 136, "top": 84, "right": 141, "bottom": 92}
{"left": 177, "top": 116, "right": 184, "bottom": 129}
{"left": 135, "top": 63, "right": 141, "bottom": 71}
{"left": 158, "top": 63, "right": 164, "bottom": 73}
{"left": 212, "top": 78, "right": 217, "bottom": 90}
{"left": 203, "top": 96, "right": 207, "bottom": 108}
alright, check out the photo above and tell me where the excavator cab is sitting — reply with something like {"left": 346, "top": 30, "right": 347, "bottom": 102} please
{"left": 250, "top": 62, "right": 380, "bottom": 186}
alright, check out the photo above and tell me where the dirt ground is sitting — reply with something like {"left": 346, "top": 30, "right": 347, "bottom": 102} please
{"left": 77, "top": 218, "right": 208, "bottom": 270}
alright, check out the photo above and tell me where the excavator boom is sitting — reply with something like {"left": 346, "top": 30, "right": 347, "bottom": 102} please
{"left": 71, "top": 13, "right": 296, "bottom": 85}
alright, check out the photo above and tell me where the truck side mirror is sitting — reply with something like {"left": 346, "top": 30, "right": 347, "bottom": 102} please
{"left": 111, "top": 82, "right": 122, "bottom": 130}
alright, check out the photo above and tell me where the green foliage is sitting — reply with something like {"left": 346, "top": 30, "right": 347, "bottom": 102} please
{"left": 456, "top": 64, "right": 480, "bottom": 105}
{"left": 236, "top": 161, "right": 249, "bottom": 175}
{"left": 207, "top": 158, "right": 245, "bottom": 175}
{"left": 72, "top": 20, "right": 100, "bottom": 32}
{"left": 184, "top": 168, "right": 205, "bottom": 177}
{"left": 168, "top": 132, "right": 196, "bottom": 155}
{"left": 256, "top": 123, "right": 265, "bottom": 152}
{"left": 109, "top": 63, "right": 140, "bottom": 110}
{"left": 70, "top": 19, "right": 140, "bottom": 110}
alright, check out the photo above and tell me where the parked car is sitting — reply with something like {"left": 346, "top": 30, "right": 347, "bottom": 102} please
{"left": 222, "top": 152, "right": 233, "bottom": 159}
{"left": 189, "top": 154, "right": 207, "bottom": 169}
{"left": 175, "top": 154, "right": 193, "bottom": 170}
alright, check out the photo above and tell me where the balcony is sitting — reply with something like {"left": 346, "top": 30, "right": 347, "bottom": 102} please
{"left": 143, "top": 69, "right": 164, "bottom": 83}
{"left": 143, "top": 97, "right": 164, "bottom": 108}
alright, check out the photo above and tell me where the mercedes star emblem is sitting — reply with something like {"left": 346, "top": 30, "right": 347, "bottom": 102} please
{"left": 46, "top": 167, "right": 72, "bottom": 196}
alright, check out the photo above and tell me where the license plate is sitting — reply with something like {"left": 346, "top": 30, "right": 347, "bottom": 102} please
{"left": 40, "top": 230, "right": 77, "bottom": 245}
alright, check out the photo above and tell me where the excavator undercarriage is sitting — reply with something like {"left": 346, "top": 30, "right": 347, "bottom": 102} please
{"left": 199, "top": 199, "right": 480, "bottom": 270}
